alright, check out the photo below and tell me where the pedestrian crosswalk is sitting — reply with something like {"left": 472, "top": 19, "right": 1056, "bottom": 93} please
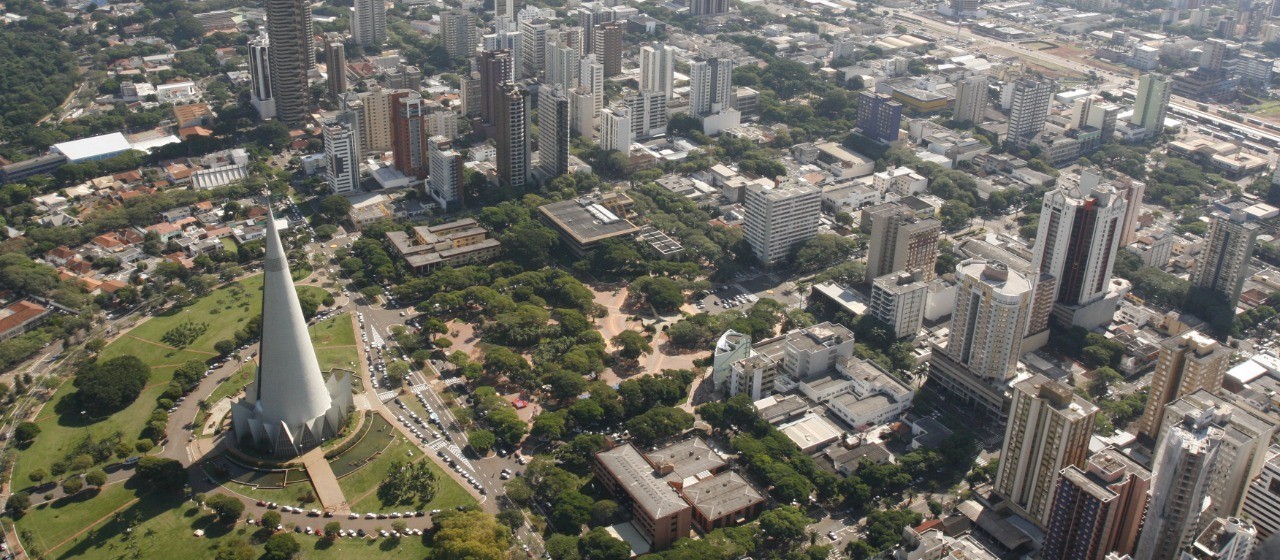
{"left": 427, "top": 438, "right": 447, "bottom": 450}
{"left": 377, "top": 390, "right": 396, "bottom": 402}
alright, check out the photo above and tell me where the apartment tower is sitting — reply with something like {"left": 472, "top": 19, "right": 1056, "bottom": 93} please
{"left": 496, "top": 84, "right": 531, "bottom": 190}
{"left": 1041, "top": 448, "right": 1152, "bottom": 560}
{"left": 1192, "top": 204, "right": 1260, "bottom": 308}
{"left": 743, "top": 183, "right": 821, "bottom": 266}
{"left": 265, "top": 0, "right": 314, "bottom": 124}
{"left": 1134, "top": 331, "right": 1231, "bottom": 442}
{"left": 864, "top": 202, "right": 941, "bottom": 282}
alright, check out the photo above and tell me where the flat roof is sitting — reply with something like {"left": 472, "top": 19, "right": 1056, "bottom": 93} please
{"left": 645, "top": 438, "right": 725, "bottom": 481}
{"left": 597, "top": 444, "right": 690, "bottom": 519}
{"left": 539, "top": 198, "right": 640, "bottom": 245}
{"left": 779, "top": 414, "right": 842, "bottom": 450}
{"left": 681, "top": 472, "right": 765, "bottom": 522}
{"left": 52, "top": 132, "right": 132, "bottom": 162}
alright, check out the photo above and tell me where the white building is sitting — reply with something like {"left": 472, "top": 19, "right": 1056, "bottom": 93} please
{"left": 625, "top": 90, "right": 668, "bottom": 140}
{"left": 744, "top": 183, "right": 821, "bottom": 266}
{"left": 600, "top": 106, "right": 632, "bottom": 152}
{"left": 639, "top": 43, "right": 674, "bottom": 100}
{"left": 690, "top": 58, "right": 733, "bottom": 116}
{"left": 1030, "top": 183, "right": 1128, "bottom": 329}
{"left": 156, "top": 81, "right": 198, "bottom": 103}
{"left": 872, "top": 167, "right": 928, "bottom": 197}
{"left": 249, "top": 34, "right": 276, "bottom": 119}
{"left": 352, "top": 0, "right": 387, "bottom": 48}
{"left": 323, "top": 116, "right": 360, "bottom": 195}
{"left": 870, "top": 271, "right": 929, "bottom": 339}
{"left": 1242, "top": 446, "right": 1280, "bottom": 539}
{"left": 427, "top": 136, "right": 464, "bottom": 210}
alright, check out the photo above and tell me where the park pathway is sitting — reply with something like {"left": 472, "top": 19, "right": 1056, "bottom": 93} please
{"left": 300, "top": 448, "right": 347, "bottom": 513}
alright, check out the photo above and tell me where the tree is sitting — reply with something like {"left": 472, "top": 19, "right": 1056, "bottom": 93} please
{"left": 759, "top": 506, "right": 812, "bottom": 547}
{"left": 550, "top": 490, "right": 595, "bottom": 533}
{"left": 136, "top": 456, "right": 185, "bottom": 489}
{"left": 324, "top": 521, "right": 341, "bottom": 540}
{"left": 28, "top": 469, "right": 46, "bottom": 486}
{"left": 791, "top": 234, "right": 856, "bottom": 272}
{"left": 865, "top": 508, "right": 923, "bottom": 549}
{"left": 14, "top": 421, "right": 40, "bottom": 445}
{"left": 497, "top": 508, "right": 525, "bottom": 530}
{"left": 940, "top": 200, "right": 975, "bottom": 230}
{"left": 590, "top": 500, "right": 619, "bottom": 527}
{"left": 85, "top": 469, "right": 107, "bottom": 487}
{"left": 429, "top": 510, "right": 511, "bottom": 560}
{"left": 261, "top": 510, "right": 282, "bottom": 529}
{"left": 263, "top": 533, "right": 301, "bottom": 560}
{"left": 626, "top": 406, "right": 694, "bottom": 445}
{"left": 5, "top": 492, "right": 30, "bottom": 517}
{"left": 318, "top": 195, "right": 353, "bottom": 222}
{"left": 386, "top": 360, "right": 410, "bottom": 387}
{"left": 72, "top": 355, "right": 151, "bottom": 415}
{"left": 611, "top": 331, "right": 652, "bottom": 361}
{"left": 214, "top": 538, "right": 255, "bottom": 560}
{"left": 62, "top": 477, "right": 84, "bottom": 495}
{"left": 546, "top": 534, "right": 581, "bottom": 560}
{"left": 579, "top": 527, "right": 631, "bottom": 560}
{"left": 206, "top": 494, "right": 245, "bottom": 523}
{"left": 468, "top": 429, "right": 496, "bottom": 455}
{"left": 628, "top": 276, "right": 684, "bottom": 313}
{"left": 214, "top": 339, "right": 235, "bottom": 356}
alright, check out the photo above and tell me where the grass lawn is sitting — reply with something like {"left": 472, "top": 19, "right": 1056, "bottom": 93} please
{"left": 17, "top": 483, "right": 431, "bottom": 560}
{"left": 222, "top": 478, "right": 317, "bottom": 507}
{"left": 309, "top": 316, "right": 355, "bottom": 347}
{"left": 220, "top": 237, "right": 238, "bottom": 256}
{"left": 344, "top": 437, "right": 475, "bottom": 514}
{"left": 1245, "top": 99, "right": 1280, "bottom": 119}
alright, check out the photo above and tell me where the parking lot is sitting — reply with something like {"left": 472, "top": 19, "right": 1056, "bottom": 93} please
{"left": 693, "top": 271, "right": 806, "bottom": 315}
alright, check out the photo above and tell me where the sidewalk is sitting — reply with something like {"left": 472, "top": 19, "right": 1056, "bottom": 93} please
{"left": 300, "top": 448, "right": 347, "bottom": 513}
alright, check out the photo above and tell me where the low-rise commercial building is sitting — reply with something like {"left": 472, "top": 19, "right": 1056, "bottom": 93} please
{"left": 385, "top": 219, "right": 501, "bottom": 273}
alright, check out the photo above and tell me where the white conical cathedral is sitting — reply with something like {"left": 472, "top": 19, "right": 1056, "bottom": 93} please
{"left": 231, "top": 209, "right": 353, "bottom": 456}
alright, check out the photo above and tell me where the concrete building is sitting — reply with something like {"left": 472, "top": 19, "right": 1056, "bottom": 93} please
{"left": 1192, "top": 205, "right": 1259, "bottom": 308}
{"left": 479, "top": 50, "right": 515, "bottom": 127}
{"left": 690, "top": 58, "right": 734, "bottom": 116}
{"left": 441, "top": 10, "right": 476, "bottom": 59}
{"left": 594, "top": 22, "right": 623, "bottom": 78}
{"left": 546, "top": 42, "right": 579, "bottom": 93}
{"left": 351, "top": 0, "right": 386, "bottom": 48}
{"left": 231, "top": 210, "right": 353, "bottom": 456}
{"left": 358, "top": 86, "right": 401, "bottom": 154}
{"left": 744, "top": 183, "right": 821, "bottom": 266}
{"left": 689, "top": 0, "right": 729, "bottom": 16}
{"left": 580, "top": 55, "right": 605, "bottom": 125}
{"left": 595, "top": 443, "right": 694, "bottom": 550}
{"left": 640, "top": 43, "right": 675, "bottom": 100}
{"left": 1241, "top": 446, "right": 1280, "bottom": 538}
{"left": 322, "top": 115, "right": 360, "bottom": 195}
{"left": 926, "top": 259, "right": 1035, "bottom": 421}
{"left": 1133, "top": 73, "right": 1171, "bottom": 136}
{"left": 426, "top": 137, "right": 464, "bottom": 210}
{"left": 519, "top": 18, "right": 550, "bottom": 79}
{"left": 392, "top": 93, "right": 428, "bottom": 178}
{"left": 1181, "top": 517, "right": 1257, "bottom": 560}
{"left": 325, "top": 40, "right": 346, "bottom": 100}
{"left": 386, "top": 219, "right": 501, "bottom": 273}
{"left": 1041, "top": 448, "right": 1152, "bottom": 560}
{"left": 265, "top": 0, "right": 313, "bottom": 124}
{"left": 871, "top": 270, "right": 929, "bottom": 339}
{"left": 711, "top": 329, "right": 752, "bottom": 391}
{"left": 1008, "top": 77, "right": 1055, "bottom": 145}
{"left": 625, "top": 91, "right": 669, "bottom": 140}
{"left": 864, "top": 201, "right": 940, "bottom": 282}
{"left": 995, "top": 375, "right": 1098, "bottom": 527}
{"left": 1030, "top": 183, "right": 1127, "bottom": 329}
{"left": 857, "top": 91, "right": 904, "bottom": 143}
{"left": 954, "top": 74, "right": 989, "bottom": 124}
{"left": 248, "top": 33, "right": 275, "bottom": 120}
{"left": 600, "top": 106, "right": 632, "bottom": 152}
{"left": 1135, "top": 331, "right": 1231, "bottom": 442}
{"left": 726, "top": 322, "right": 856, "bottom": 400}
{"left": 538, "top": 193, "right": 640, "bottom": 257}
{"left": 496, "top": 84, "right": 531, "bottom": 190}
{"left": 536, "top": 85, "right": 571, "bottom": 181}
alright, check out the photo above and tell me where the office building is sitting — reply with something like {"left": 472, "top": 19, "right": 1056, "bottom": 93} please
{"left": 248, "top": 33, "right": 275, "bottom": 120}
{"left": 1241, "top": 446, "right": 1280, "bottom": 538}
{"left": 1192, "top": 205, "right": 1259, "bottom": 308}
{"left": 1087, "top": 101, "right": 1121, "bottom": 142}
{"left": 479, "top": 50, "right": 514, "bottom": 126}
{"left": 625, "top": 91, "right": 669, "bottom": 140}
{"left": 744, "top": 183, "right": 821, "bottom": 266}
{"left": 1133, "top": 73, "right": 1171, "bottom": 135}
{"left": 519, "top": 18, "right": 550, "bottom": 79}
{"left": 324, "top": 40, "right": 346, "bottom": 100}
{"left": 536, "top": 86, "right": 570, "bottom": 180}
{"left": 640, "top": 43, "right": 675, "bottom": 100}
{"left": 690, "top": 58, "right": 734, "bottom": 116}
{"left": 538, "top": 192, "right": 640, "bottom": 257}
{"left": 926, "top": 259, "right": 1034, "bottom": 421}
{"left": 689, "top": 0, "right": 729, "bottom": 16}
{"left": 1042, "top": 448, "right": 1152, "bottom": 560}
{"left": 1008, "top": 77, "right": 1055, "bottom": 143}
{"left": 1030, "top": 183, "right": 1127, "bottom": 329}
{"left": 323, "top": 115, "right": 360, "bottom": 195}
{"left": 441, "top": 10, "right": 477, "bottom": 59}
{"left": 953, "top": 75, "right": 989, "bottom": 124}
{"left": 857, "top": 91, "right": 904, "bottom": 143}
{"left": 392, "top": 93, "right": 428, "bottom": 178}
{"left": 351, "top": 0, "right": 386, "bottom": 48}
{"left": 386, "top": 219, "right": 502, "bottom": 273}
{"left": 427, "top": 137, "right": 464, "bottom": 210}
{"left": 265, "top": 0, "right": 313, "bottom": 124}
{"left": 1135, "top": 332, "right": 1231, "bottom": 442}
{"left": 1181, "top": 517, "right": 1257, "bottom": 560}
{"left": 1157, "top": 392, "right": 1276, "bottom": 530}
{"left": 496, "top": 84, "right": 531, "bottom": 190}
{"left": 864, "top": 202, "right": 940, "bottom": 282}
{"left": 231, "top": 210, "right": 353, "bottom": 456}
{"left": 995, "top": 375, "right": 1098, "bottom": 527}
{"left": 870, "top": 270, "right": 929, "bottom": 339}
{"left": 594, "top": 22, "right": 624, "bottom": 77}
{"left": 600, "top": 106, "right": 632, "bottom": 152}
{"left": 726, "top": 322, "right": 856, "bottom": 400}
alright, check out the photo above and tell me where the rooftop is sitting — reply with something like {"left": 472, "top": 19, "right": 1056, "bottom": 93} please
{"left": 597, "top": 444, "right": 690, "bottom": 519}
{"left": 645, "top": 437, "right": 726, "bottom": 481}
{"left": 680, "top": 472, "right": 765, "bottom": 521}
{"left": 0, "top": 301, "right": 48, "bottom": 335}
{"left": 539, "top": 195, "right": 640, "bottom": 245}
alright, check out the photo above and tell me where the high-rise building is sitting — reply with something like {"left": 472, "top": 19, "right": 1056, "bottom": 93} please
{"left": 231, "top": 209, "right": 353, "bottom": 456}
{"left": 640, "top": 43, "right": 675, "bottom": 100}
{"left": 1199, "top": 38, "right": 1240, "bottom": 73}
{"left": 427, "top": 136, "right": 464, "bottom": 211}
{"left": 949, "top": 0, "right": 981, "bottom": 17}
{"left": 265, "top": 0, "right": 313, "bottom": 124}
{"left": 570, "top": 88, "right": 595, "bottom": 137}
{"left": 546, "top": 42, "right": 579, "bottom": 92}
{"left": 580, "top": 54, "right": 605, "bottom": 120}
{"left": 494, "top": 0, "right": 515, "bottom": 26}
{"left": 1242, "top": 446, "right": 1280, "bottom": 538}
{"left": 1030, "top": 184, "right": 1126, "bottom": 328}
{"left": 1087, "top": 101, "right": 1121, "bottom": 142}
{"left": 744, "top": 183, "right": 821, "bottom": 266}
{"left": 359, "top": 86, "right": 402, "bottom": 154}
{"left": 995, "top": 374, "right": 1098, "bottom": 527}
{"left": 575, "top": 6, "right": 604, "bottom": 54}
{"left": 352, "top": 0, "right": 386, "bottom": 48}
{"left": 392, "top": 93, "right": 428, "bottom": 178}
{"left": 1181, "top": 517, "right": 1257, "bottom": 560}
{"left": 600, "top": 106, "right": 632, "bottom": 152}
{"left": 248, "top": 34, "right": 276, "bottom": 120}
{"left": 338, "top": 93, "right": 365, "bottom": 156}
{"left": 441, "top": 10, "right": 477, "bottom": 59}
{"left": 1008, "top": 77, "right": 1055, "bottom": 142}
{"left": 953, "top": 75, "right": 989, "bottom": 124}
{"left": 483, "top": 30, "right": 523, "bottom": 76}
{"left": 625, "top": 91, "right": 669, "bottom": 140}
{"left": 690, "top": 58, "right": 734, "bottom": 116}
{"left": 519, "top": 18, "right": 550, "bottom": 79}
{"left": 864, "top": 202, "right": 940, "bottom": 282}
{"left": 1192, "top": 205, "right": 1259, "bottom": 308}
{"left": 325, "top": 40, "right": 346, "bottom": 100}
{"left": 594, "top": 22, "right": 624, "bottom": 78}
{"left": 323, "top": 115, "right": 360, "bottom": 195}
{"left": 496, "top": 84, "right": 531, "bottom": 190}
{"left": 857, "top": 91, "right": 904, "bottom": 143}
{"left": 1133, "top": 73, "right": 1171, "bottom": 135}
{"left": 1042, "top": 448, "right": 1152, "bottom": 560}
{"left": 1135, "top": 410, "right": 1225, "bottom": 560}
{"left": 1135, "top": 332, "right": 1231, "bottom": 441}
{"left": 870, "top": 270, "right": 929, "bottom": 339}
{"left": 479, "top": 50, "right": 514, "bottom": 126}
{"left": 689, "top": 0, "right": 729, "bottom": 16}
{"left": 536, "top": 86, "right": 570, "bottom": 180}
{"left": 926, "top": 259, "right": 1034, "bottom": 421}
